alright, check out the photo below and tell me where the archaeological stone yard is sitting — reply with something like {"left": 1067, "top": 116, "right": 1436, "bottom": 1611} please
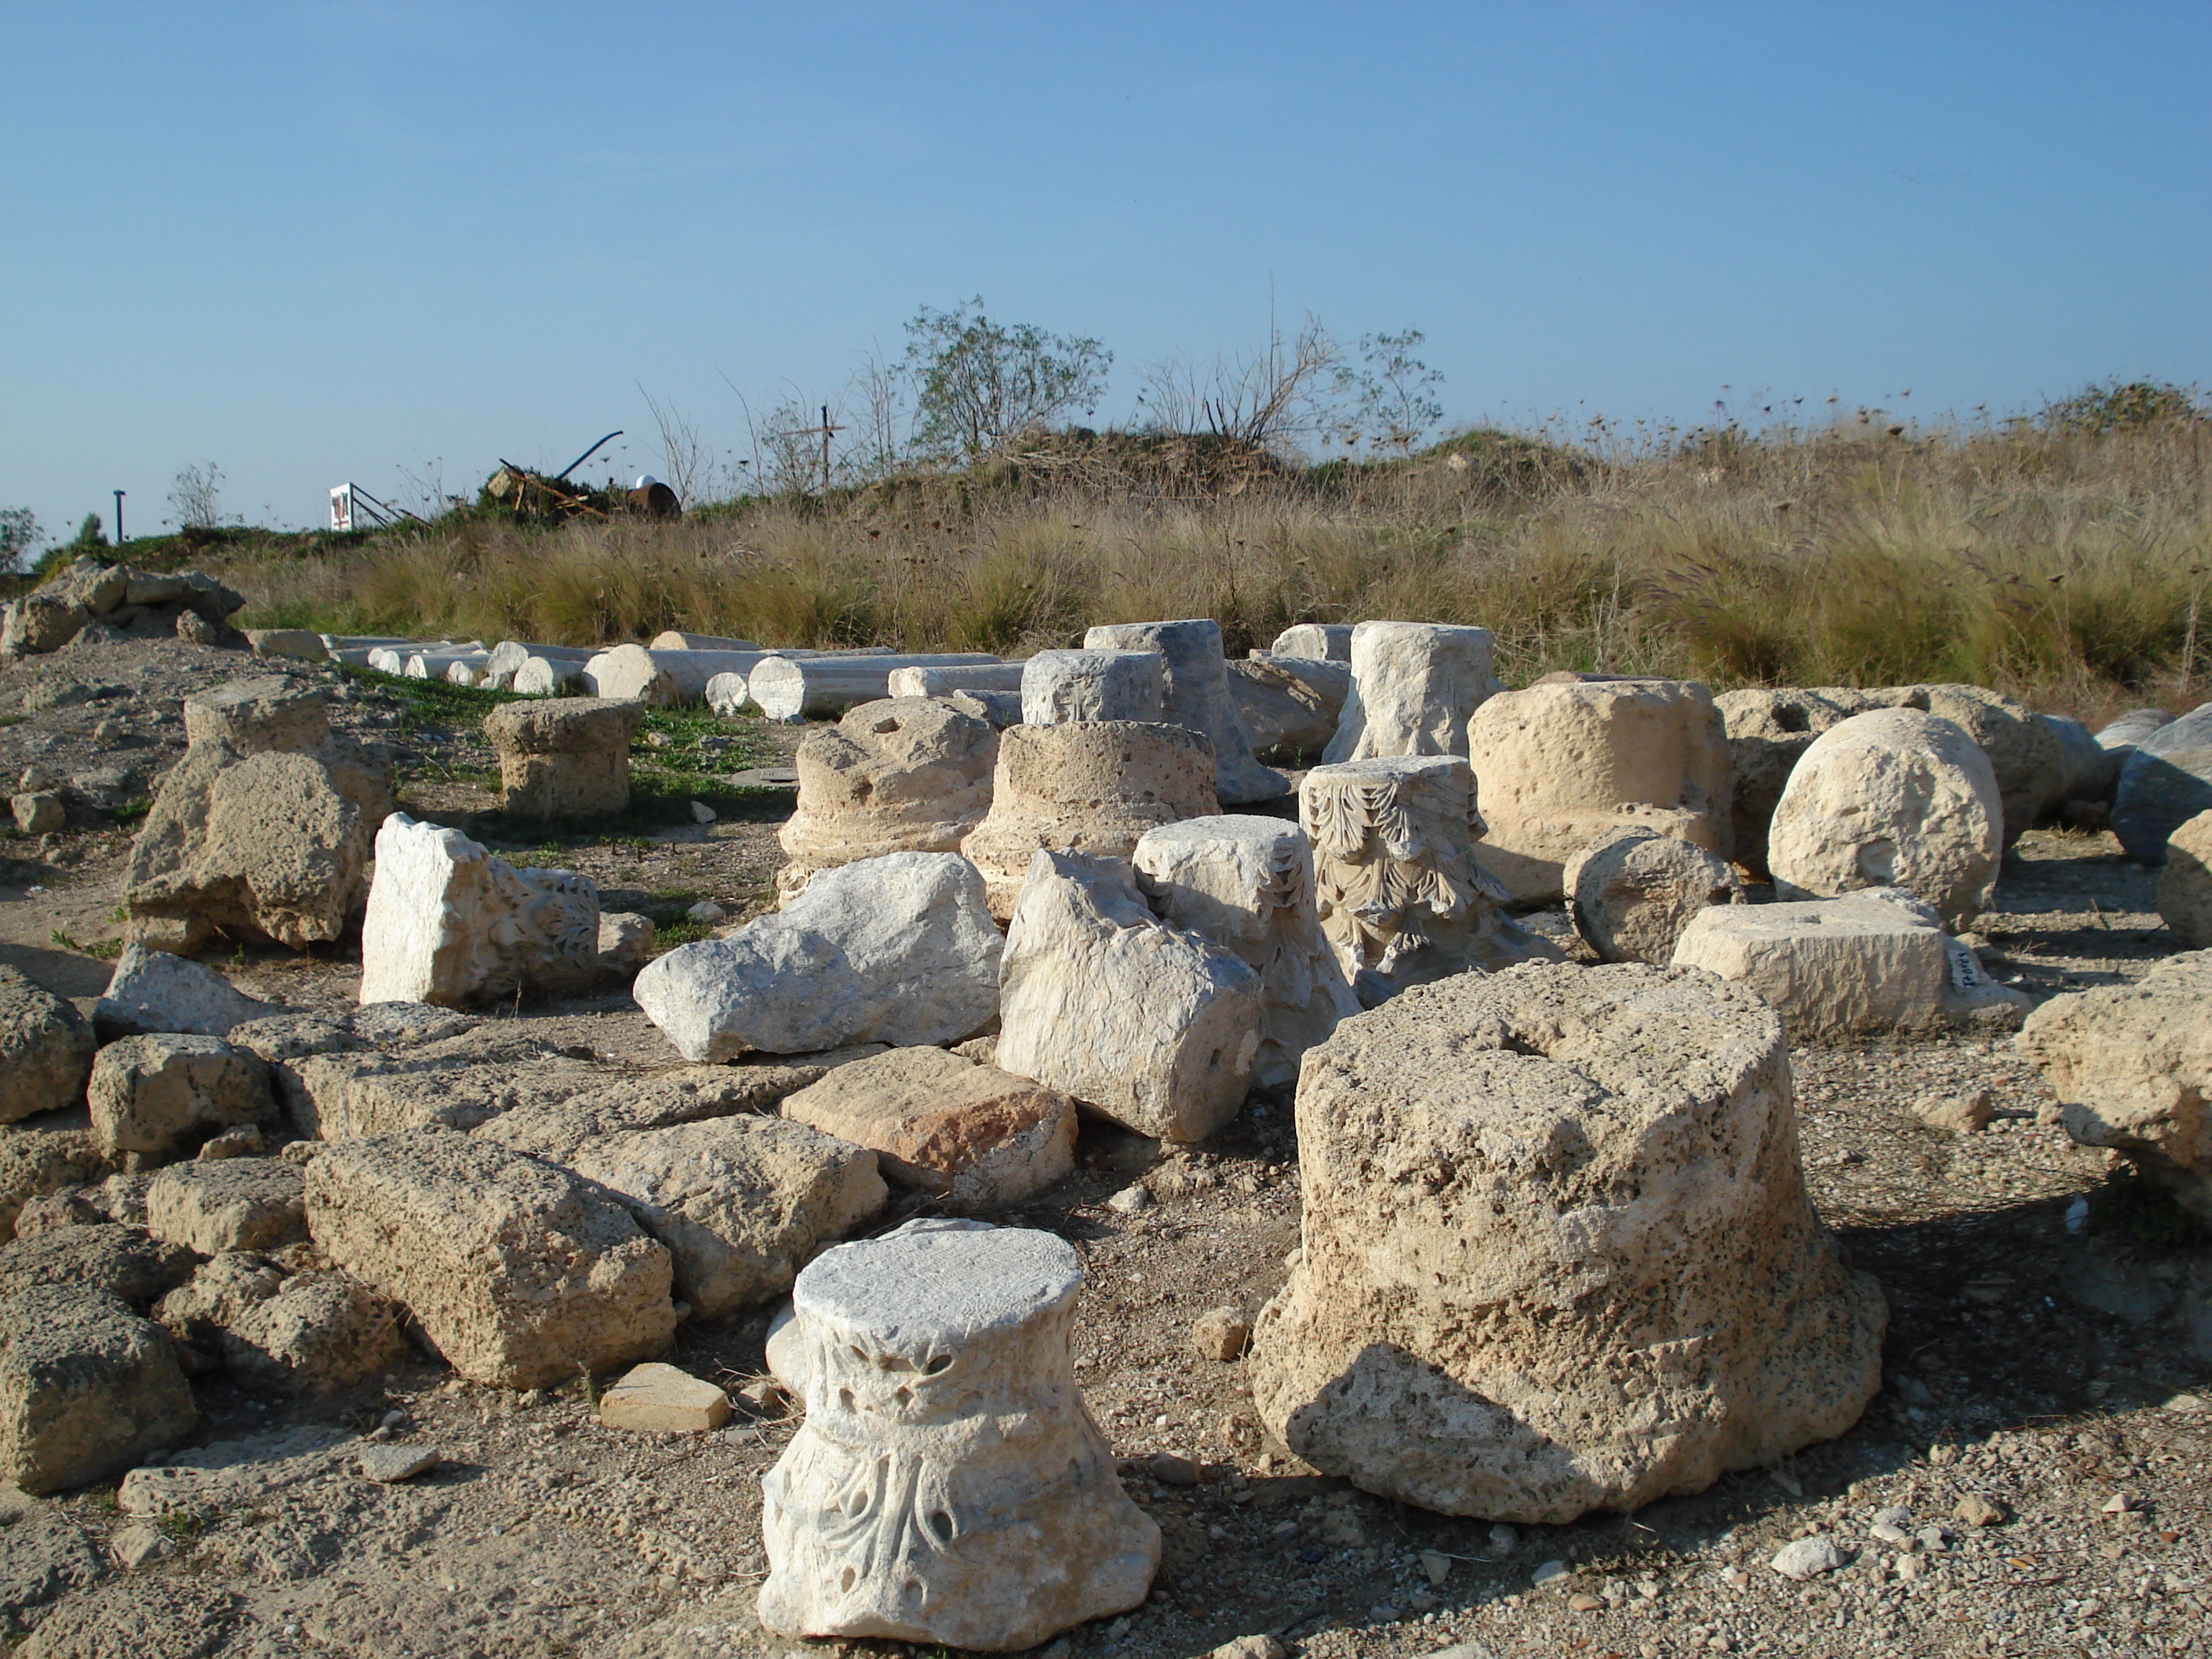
{"left": 0, "top": 554, "right": 2206, "bottom": 1658}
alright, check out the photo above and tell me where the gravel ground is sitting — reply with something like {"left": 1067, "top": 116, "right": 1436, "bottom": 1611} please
{"left": 0, "top": 639, "right": 2206, "bottom": 1658}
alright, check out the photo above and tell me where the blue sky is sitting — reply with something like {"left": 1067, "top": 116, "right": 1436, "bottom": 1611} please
{"left": 4, "top": 1, "right": 2206, "bottom": 539}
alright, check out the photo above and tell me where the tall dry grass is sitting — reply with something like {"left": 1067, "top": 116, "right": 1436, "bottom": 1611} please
{"left": 228, "top": 417, "right": 2211, "bottom": 723}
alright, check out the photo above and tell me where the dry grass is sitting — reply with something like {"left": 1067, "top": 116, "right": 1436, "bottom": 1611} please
{"left": 227, "top": 417, "right": 2211, "bottom": 723}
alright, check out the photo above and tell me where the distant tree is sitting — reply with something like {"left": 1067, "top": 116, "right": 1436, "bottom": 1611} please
{"left": 1329, "top": 328, "right": 1446, "bottom": 454}
{"left": 2042, "top": 378, "right": 2206, "bottom": 436}
{"left": 168, "top": 461, "right": 226, "bottom": 530}
{"left": 0, "top": 507, "right": 39, "bottom": 572}
{"left": 902, "top": 297, "right": 1111, "bottom": 462}
{"left": 69, "top": 512, "right": 107, "bottom": 549}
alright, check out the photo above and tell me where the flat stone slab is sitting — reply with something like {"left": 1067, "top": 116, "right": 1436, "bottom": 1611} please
{"left": 598, "top": 1362, "right": 731, "bottom": 1432}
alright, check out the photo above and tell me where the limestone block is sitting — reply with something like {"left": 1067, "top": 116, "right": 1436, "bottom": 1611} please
{"left": 0, "top": 1224, "right": 196, "bottom": 1312}
{"left": 751, "top": 654, "right": 1001, "bottom": 723}
{"left": 56, "top": 558, "right": 127, "bottom": 615}
{"left": 1462, "top": 677, "right": 1731, "bottom": 904}
{"left": 358, "top": 813, "right": 599, "bottom": 1007}
{"left": 1714, "top": 686, "right": 1929, "bottom": 876}
{"left": 1018, "top": 649, "right": 1166, "bottom": 726}
{"left": 1269, "top": 623, "right": 1353, "bottom": 660}
{"left": 1907, "top": 684, "right": 2064, "bottom": 843}
{"left": 960, "top": 722, "right": 1218, "bottom": 920}
{"left": 94, "top": 945, "right": 271, "bottom": 1041}
{"left": 279, "top": 1032, "right": 605, "bottom": 1140}
{"left": 475, "top": 1064, "right": 824, "bottom": 1164}
{"left": 220, "top": 1270, "right": 407, "bottom": 1396}
{"left": 2041, "top": 713, "right": 2118, "bottom": 811}
{"left": 776, "top": 698, "right": 999, "bottom": 901}
{"left": 1671, "top": 887, "right": 2028, "bottom": 1041}
{"left": 87, "top": 1035, "right": 276, "bottom": 1160}
{"left": 1248, "top": 963, "right": 1885, "bottom": 1524}
{"left": 481, "top": 697, "right": 642, "bottom": 820}
{"left": 567, "top": 1115, "right": 884, "bottom": 1320}
{"left": 0, "top": 592, "right": 87, "bottom": 657}
{"left": 1299, "top": 755, "right": 1557, "bottom": 1004}
{"left": 0, "top": 1119, "right": 107, "bottom": 1244}
{"left": 2159, "top": 809, "right": 2212, "bottom": 947}
{"left": 940, "top": 688, "right": 1023, "bottom": 729}
{"left": 780, "top": 1046, "right": 1077, "bottom": 1206}
{"left": 2113, "top": 703, "right": 2212, "bottom": 866}
{"left": 995, "top": 851, "right": 1259, "bottom": 1145}
{"left": 649, "top": 631, "right": 763, "bottom": 652}
{"left": 2018, "top": 950, "right": 2212, "bottom": 1226}
{"left": 2096, "top": 706, "right": 2172, "bottom": 763}
{"left": 246, "top": 629, "right": 329, "bottom": 663}
{"left": 121, "top": 678, "right": 393, "bottom": 952}
{"left": 885, "top": 662, "right": 1028, "bottom": 697}
{"left": 1226, "top": 655, "right": 1351, "bottom": 757}
{"left": 0, "top": 965, "right": 95, "bottom": 1125}
{"left": 598, "top": 1362, "right": 731, "bottom": 1431}
{"left": 597, "top": 911, "right": 653, "bottom": 974}
{"left": 143, "top": 1159, "right": 306, "bottom": 1255}
{"left": 0, "top": 1286, "right": 196, "bottom": 1495}
{"left": 1132, "top": 815, "right": 1357, "bottom": 1089}
{"left": 634, "top": 851, "right": 1003, "bottom": 1061}
{"left": 304, "top": 1132, "right": 676, "bottom": 1388}
{"left": 1565, "top": 824, "right": 1746, "bottom": 966}
{"left": 1085, "top": 621, "right": 1285, "bottom": 804}
{"left": 10, "top": 792, "right": 63, "bottom": 835}
{"left": 1767, "top": 709, "right": 2002, "bottom": 928}
{"left": 758, "top": 1220, "right": 1159, "bottom": 1649}
{"left": 1321, "top": 621, "right": 1501, "bottom": 763}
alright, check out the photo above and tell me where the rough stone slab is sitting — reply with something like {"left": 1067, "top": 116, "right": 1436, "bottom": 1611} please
{"left": 0, "top": 1225, "right": 196, "bottom": 1313}
{"left": 143, "top": 1159, "right": 307, "bottom": 1255}
{"left": 0, "top": 965, "right": 95, "bottom": 1125}
{"left": 996, "top": 850, "right": 1260, "bottom": 1145}
{"left": 481, "top": 698, "right": 641, "bottom": 820}
{"left": 780, "top": 1046, "right": 1077, "bottom": 1206}
{"left": 2159, "top": 809, "right": 2212, "bottom": 947}
{"left": 2114, "top": 703, "right": 2212, "bottom": 866}
{"left": 0, "top": 1285, "right": 196, "bottom": 1495}
{"left": 93, "top": 945, "right": 272, "bottom": 1041}
{"left": 358, "top": 1443, "right": 441, "bottom": 1483}
{"left": 359, "top": 814, "right": 600, "bottom": 1006}
{"left": 598, "top": 1362, "right": 731, "bottom": 1431}
{"left": 1225, "top": 655, "right": 1350, "bottom": 757}
{"left": 472, "top": 1064, "right": 824, "bottom": 1164}
{"left": 0, "top": 1115, "right": 107, "bottom": 1242}
{"left": 2018, "top": 949, "right": 2212, "bottom": 1227}
{"left": 1248, "top": 963, "right": 1885, "bottom": 1524}
{"left": 1269, "top": 623, "right": 1353, "bottom": 660}
{"left": 567, "top": 1115, "right": 886, "bottom": 1320}
{"left": 220, "top": 1269, "right": 408, "bottom": 1397}
{"left": 305, "top": 1132, "right": 677, "bottom": 1388}
{"left": 87, "top": 1035, "right": 276, "bottom": 1160}
{"left": 634, "top": 851, "right": 1002, "bottom": 1061}
{"left": 280, "top": 1033, "right": 606, "bottom": 1141}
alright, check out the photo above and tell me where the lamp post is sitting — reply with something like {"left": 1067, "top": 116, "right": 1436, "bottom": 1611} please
{"left": 112, "top": 490, "right": 125, "bottom": 544}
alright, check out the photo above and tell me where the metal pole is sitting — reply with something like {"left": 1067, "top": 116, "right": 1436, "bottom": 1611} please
{"left": 113, "top": 490, "right": 125, "bottom": 544}
{"left": 821, "top": 405, "right": 832, "bottom": 496}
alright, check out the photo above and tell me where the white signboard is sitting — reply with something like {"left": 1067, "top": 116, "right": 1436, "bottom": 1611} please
{"left": 329, "top": 485, "right": 354, "bottom": 532}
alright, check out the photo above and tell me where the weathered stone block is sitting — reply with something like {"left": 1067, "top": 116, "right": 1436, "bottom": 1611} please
{"left": 480, "top": 697, "right": 642, "bottom": 820}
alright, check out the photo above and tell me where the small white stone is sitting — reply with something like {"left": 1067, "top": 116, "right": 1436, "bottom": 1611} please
{"left": 1770, "top": 1536, "right": 1845, "bottom": 1580}
{"left": 689, "top": 799, "right": 716, "bottom": 824}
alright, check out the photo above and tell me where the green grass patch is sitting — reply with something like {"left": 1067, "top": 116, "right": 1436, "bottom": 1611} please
{"left": 336, "top": 663, "right": 526, "bottom": 734}
{"left": 50, "top": 929, "right": 123, "bottom": 961}
{"left": 109, "top": 797, "right": 153, "bottom": 824}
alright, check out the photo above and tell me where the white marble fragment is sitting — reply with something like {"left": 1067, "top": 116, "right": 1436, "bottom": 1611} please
{"left": 1019, "top": 649, "right": 1166, "bottom": 726}
{"left": 1321, "top": 621, "right": 1501, "bottom": 763}
{"left": 1084, "top": 620, "right": 1286, "bottom": 804}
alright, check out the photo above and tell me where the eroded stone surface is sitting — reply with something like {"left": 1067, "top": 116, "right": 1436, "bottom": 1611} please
{"left": 2159, "top": 809, "right": 2212, "bottom": 947}
{"left": 1565, "top": 824, "right": 1746, "bottom": 966}
{"left": 359, "top": 814, "right": 599, "bottom": 1007}
{"left": 2018, "top": 950, "right": 2212, "bottom": 1227}
{"left": 995, "top": 851, "right": 1259, "bottom": 1145}
{"left": 480, "top": 698, "right": 642, "bottom": 820}
{"left": 1225, "top": 655, "right": 1351, "bottom": 758}
{"left": 2114, "top": 703, "right": 2212, "bottom": 866}
{"left": 1133, "top": 815, "right": 1357, "bottom": 1089}
{"left": 1321, "top": 621, "right": 1501, "bottom": 764}
{"left": 1248, "top": 963, "right": 1886, "bottom": 1524}
{"left": 779, "top": 1046, "right": 1077, "bottom": 1206}
{"left": 1768, "top": 708, "right": 2002, "bottom": 929}
{"left": 758, "top": 1220, "right": 1159, "bottom": 1650}
{"left": 634, "top": 852, "right": 1002, "bottom": 1061}
{"left": 1462, "top": 677, "right": 1731, "bottom": 904}
{"left": 1714, "top": 686, "right": 1929, "bottom": 877}
{"left": 776, "top": 698, "right": 999, "bottom": 901}
{"left": 1299, "top": 755, "right": 1557, "bottom": 1004}
{"left": 93, "top": 946, "right": 271, "bottom": 1041}
{"left": 961, "top": 722, "right": 1218, "bottom": 920}
{"left": 1018, "top": 649, "right": 1165, "bottom": 726}
{"left": 120, "top": 678, "right": 392, "bottom": 952}
{"left": 304, "top": 1133, "right": 676, "bottom": 1388}
{"left": 143, "top": 1159, "right": 307, "bottom": 1255}
{"left": 0, "top": 966, "right": 94, "bottom": 1125}
{"left": 0, "top": 1286, "right": 196, "bottom": 1495}
{"left": 87, "top": 1035, "right": 276, "bottom": 1161}
{"left": 1084, "top": 620, "right": 1285, "bottom": 804}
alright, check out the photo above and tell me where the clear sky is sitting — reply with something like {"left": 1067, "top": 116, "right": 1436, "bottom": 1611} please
{"left": 4, "top": 1, "right": 2206, "bottom": 541}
